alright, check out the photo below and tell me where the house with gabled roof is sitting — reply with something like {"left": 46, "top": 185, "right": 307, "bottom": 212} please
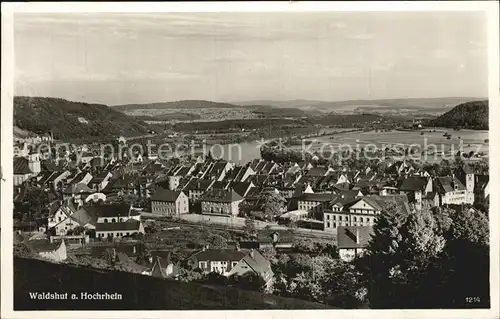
{"left": 150, "top": 188, "right": 189, "bottom": 217}
{"left": 396, "top": 176, "right": 432, "bottom": 210}
{"left": 337, "top": 226, "right": 374, "bottom": 262}
{"left": 435, "top": 176, "right": 468, "bottom": 205}
{"left": 324, "top": 194, "right": 410, "bottom": 230}
{"left": 96, "top": 219, "right": 145, "bottom": 240}
{"left": 230, "top": 181, "right": 255, "bottom": 198}
{"left": 224, "top": 165, "right": 256, "bottom": 183}
{"left": 200, "top": 188, "right": 243, "bottom": 216}
{"left": 14, "top": 157, "right": 33, "bottom": 186}
{"left": 183, "top": 178, "right": 215, "bottom": 201}
{"left": 227, "top": 249, "right": 274, "bottom": 289}
{"left": 47, "top": 199, "right": 80, "bottom": 236}
{"left": 190, "top": 248, "right": 247, "bottom": 275}
{"left": 88, "top": 171, "right": 113, "bottom": 192}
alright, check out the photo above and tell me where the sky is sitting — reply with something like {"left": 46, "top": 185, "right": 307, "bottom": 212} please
{"left": 14, "top": 12, "right": 488, "bottom": 105}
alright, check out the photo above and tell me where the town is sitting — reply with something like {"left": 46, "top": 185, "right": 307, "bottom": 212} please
{"left": 8, "top": 8, "right": 493, "bottom": 312}
{"left": 12, "top": 125, "right": 490, "bottom": 308}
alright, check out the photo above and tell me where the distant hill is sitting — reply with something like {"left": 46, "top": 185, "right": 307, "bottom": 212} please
{"left": 112, "top": 100, "right": 314, "bottom": 120}
{"left": 14, "top": 257, "right": 332, "bottom": 310}
{"left": 234, "top": 100, "right": 325, "bottom": 108}
{"left": 430, "top": 100, "right": 489, "bottom": 130}
{"left": 113, "top": 100, "right": 241, "bottom": 111}
{"left": 235, "top": 97, "right": 485, "bottom": 113}
{"left": 14, "top": 96, "right": 150, "bottom": 140}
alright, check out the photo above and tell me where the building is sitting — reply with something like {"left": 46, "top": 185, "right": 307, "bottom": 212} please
{"left": 47, "top": 200, "right": 80, "bottom": 236}
{"left": 95, "top": 220, "right": 145, "bottom": 240}
{"left": 337, "top": 226, "right": 374, "bottom": 262}
{"left": 227, "top": 249, "right": 274, "bottom": 290}
{"left": 200, "top": 189, "right": 243, "bottom": 216}
{"left": 296, "top": 193, "right": 336, "bottom": 216}
{"left": 13, "top": 157, "right": 33, "bottom": 186}
{"left": 88, "top": 171, "right": 113, "bottom": 192}
{"left": 192, "top": 248, "right": 247, "bottom": 275}
{"left": 396, "top": 176, "right": 433, "bottom": 210}
{"left": 324, "top": 194, "right": 410, "bottom": 231}
{"left": 183, "top": 178, "right": 214, "bottom": 201}
{"left": 435, "top": 176, "right": 468, "bottom": 205}
{"left": 150, "top": 188, "right": 189, "bottom": 217}
{"left": 455, "top": 166, "right": 475, "bottom": 204}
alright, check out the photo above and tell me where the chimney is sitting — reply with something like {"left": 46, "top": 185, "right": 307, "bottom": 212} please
{"left": 235, "top": 242, "right": 240, "bottom": 251}
{"left": 356, "top": 228, "right": 360, "bottom": 244}
{"left": 250, "top": 249, "right": 255, "bottom": 259}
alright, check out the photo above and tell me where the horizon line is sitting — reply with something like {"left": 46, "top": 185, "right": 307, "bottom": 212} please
{"left": 12, "top": 95, "right": 488, "bottom": 107}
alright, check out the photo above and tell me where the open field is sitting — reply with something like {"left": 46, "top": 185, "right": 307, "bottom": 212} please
{"left": 289, "top": 128, "right": 489, "bottom": 162}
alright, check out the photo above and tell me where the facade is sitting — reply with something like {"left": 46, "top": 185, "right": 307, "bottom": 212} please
{"left": 48, "top": 200, "right": 80, "bottom": 236}
{"left": 200, "top": 189, "right": 243, "bottom": 216}
{"left": 150, "top": 188, "right": 189, "bottom": 217}
{"left": 324, "top": 195, "right": 410, "bottom": 231}
{"left": 193, "top": 249, "right": 247, "bottom": 275}
{"left": 95, "top": 220, "right": 145, "bottom": 239}
{"left": 435, "top": 176, "right": 468, "bottom": 205}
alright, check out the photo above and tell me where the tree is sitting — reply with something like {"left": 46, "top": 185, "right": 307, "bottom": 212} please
{"left": 22, "top": 185, "right": 51, "bottom": 217}
{"left": 259, "top": 246, "right": 277, "bottom": 262}
{"left": 207, "top": 234, "right": 228, "bottom": 249}
{"left": 256, "top": 190, "right": 286, "bottom": 221}
{"left": 360, "top": 205, "right": 446, "bottom": 308}
{"left": 292, "top": 238, "right": 316, "bottom": 254}
{"left": 243, "top": 216, "right": 257, "bottom": 239}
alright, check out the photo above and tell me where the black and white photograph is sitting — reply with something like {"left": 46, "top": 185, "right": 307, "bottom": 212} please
{"left": 1, "top": 2, "right": 499, "bottom": 317}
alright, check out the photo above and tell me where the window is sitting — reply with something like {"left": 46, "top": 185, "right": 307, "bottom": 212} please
{"left": 354, "top": 217, "right": 357, "bottom": 222}
{"left": 112, "top": 218, "right": 116, "bottom": 223}
{"left": 360, "top": 217, "right": 364, "bottom": 222}
{"left": 327, "top": 221, "right": 331, "bottom": 228}
{"left": 333, "top": 215, "right": 336, "bottom": 220}
{"left": 104, "top": 218, "right": 108, "bottom": 223}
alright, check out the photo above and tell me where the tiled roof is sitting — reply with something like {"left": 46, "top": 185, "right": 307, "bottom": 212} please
{"left": 212, "top": 181, "right": 231, "bottom": 190}
{"left": 96, "top": 219, "right": 142, "bottom": 232}
{"left": 397, "top": 177, "right": 428, "bottom": 191}
{"left": 231, "top": 181, "right": 253, "bottom": 197}
{"left": 63, "top": 183, "right": 93, "bottom": 194}
{"left": 14, "top": 157, "right": 32, "bottom": 175}
{"left": 81, "top": 203, "right": 138, "bottom": 218}
{"left": 436, "top": 176, "right": 466, "bottom": 193}
{"left": 307, "top": 166, "right": 328, "bottom": 176}
{"left": 150, "top": 188, "right": 182, "bottom": 202}
{"left": 296, "top": 193, "right": 336, "bottom": 202}
{"left": 200, "top": 189, "right": 243, "bottom": 203}
{"left": 240, "top": 250, "right": 272, "bottom": 277}
{"left": 183, "top": 178, "right": 213, "bottom": 191}
{"left": 337, "top": 226, "right": 374, "bottom": 249}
